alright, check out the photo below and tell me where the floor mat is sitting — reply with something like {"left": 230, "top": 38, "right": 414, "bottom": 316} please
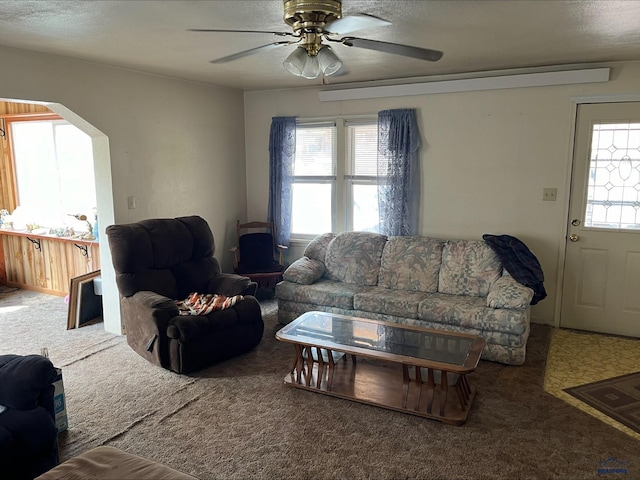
{"left": 564, "top": 372, "right": 640, "bottom": 435}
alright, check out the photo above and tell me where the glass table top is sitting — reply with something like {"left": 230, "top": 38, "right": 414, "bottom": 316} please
{"left": 276, "top": 311, "right": 484, "bottom": 368}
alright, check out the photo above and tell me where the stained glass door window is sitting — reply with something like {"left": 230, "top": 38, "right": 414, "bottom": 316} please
{"left": 585, "top": 122, "right": 640, "bottom": 230}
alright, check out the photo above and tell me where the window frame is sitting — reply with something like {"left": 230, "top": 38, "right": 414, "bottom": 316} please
{"left": 2, "top": 113, "right": 62, "bottom": 211}
{"left": 290, "top": 121, "right": 337, "bottom": 239}
{"left": 4, "top": 113, "right": 97, "bottom": 229}
{"left": 290, "top": 116, "right": 378, "bottom": 241}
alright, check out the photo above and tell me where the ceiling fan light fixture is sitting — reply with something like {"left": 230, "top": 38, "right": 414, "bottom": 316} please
{"left": 317, "top": 45, "right": 342, "bottom": 76}
{"left": 196, "top": 0, "right": 445, "bottom": 82}
{"left": 301, "top": 54, "right": 320, "bottom": 79}
{"left": 283, "top": 47, "right": 308, "bottom": 76}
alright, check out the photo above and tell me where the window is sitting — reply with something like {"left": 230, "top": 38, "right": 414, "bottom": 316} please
{"left": 7, "top": 116, "right": 96, "bottom": 229}
{"left": 346, "top": 121, "right": 380, "bottom": 233}
{"left": 291, "top": 123, "right": 335, "bottom": 235}
{"left": 585, "top": 122, "right": 640, "bottom": 230}
{"left": 291, "top": 118, "right": 381, "bottom": 238}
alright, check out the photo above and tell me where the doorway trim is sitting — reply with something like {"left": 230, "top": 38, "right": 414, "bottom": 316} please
{"left": 554, "top": 93, "right": 640, "bottom": 329}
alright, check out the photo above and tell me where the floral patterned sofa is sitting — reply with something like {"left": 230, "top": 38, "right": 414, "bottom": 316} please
{"left": 275, "top": 232, "right": 534, "bottom": 365}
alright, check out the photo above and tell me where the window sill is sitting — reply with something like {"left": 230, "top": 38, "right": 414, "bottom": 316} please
{"left": 289, "top": 237, "right": 313, "bottom": 248}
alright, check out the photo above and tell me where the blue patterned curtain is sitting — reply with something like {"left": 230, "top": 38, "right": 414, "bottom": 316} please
{"left": 377, "top": 109, "right": 421, "bottom": 236}
{"left": 267, "top": 116, "right": 296, "bottom": 246}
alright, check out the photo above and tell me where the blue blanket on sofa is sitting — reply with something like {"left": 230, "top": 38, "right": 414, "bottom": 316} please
{"left": 483, "top": 234, "right": 547, "bottom": 305}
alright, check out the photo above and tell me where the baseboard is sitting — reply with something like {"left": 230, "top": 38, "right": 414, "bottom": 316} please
{"left": 530, "top": 315, "right": 554, "bottom": 326}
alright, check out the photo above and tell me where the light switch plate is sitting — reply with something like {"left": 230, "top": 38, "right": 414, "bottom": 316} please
{"left": 127, "top": 196, "right": 137, "bottom": 209}
{"left": 543, "top": 188, "right": 557, "bottom": 201}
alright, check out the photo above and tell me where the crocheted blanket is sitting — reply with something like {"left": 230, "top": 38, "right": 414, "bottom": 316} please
{"left": 176, "top": 292, "right": 243, "bottom": 316}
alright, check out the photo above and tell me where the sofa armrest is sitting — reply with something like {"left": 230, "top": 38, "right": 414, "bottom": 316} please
{"left": 167, "top": 315, "right": 211, "bottom": 341}
{"left": 167, "top": 296, "right": 262, "bottom": 342}
{"left": 283, "top": 257, "right": 325, "bottom": 285}
{"left": 131, "top": 291, "right": 179, "bottom": 313}
{"left": 122, "top": 292, "right": 180, "bottom": 360}
{"left": 487, "top": 274, "right": 534, "bottom": 309}
{"left": 0, "top": 355, "right": 57, "bottom": 410}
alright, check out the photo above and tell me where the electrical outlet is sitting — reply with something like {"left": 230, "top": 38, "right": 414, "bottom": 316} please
{"left": 543, "top": 188, "right": 557, "bottom": 201}
{"left": 127, "top": 196, "right": 137, "bottom": 209}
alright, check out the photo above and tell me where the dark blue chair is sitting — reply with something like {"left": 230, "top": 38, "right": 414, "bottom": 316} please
{"left": 231, "top": 221, "right": 287, "bottom": 290}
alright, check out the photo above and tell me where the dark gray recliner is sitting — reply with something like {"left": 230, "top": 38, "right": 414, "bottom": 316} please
{"left": 106, "top": 216, "right": 264, "bottom": 374}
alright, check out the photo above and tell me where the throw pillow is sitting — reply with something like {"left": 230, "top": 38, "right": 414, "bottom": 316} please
{"left": 283, "top": 257, "right": 325, "bottom": 285}
{"left": 303, "top": 233, "right": 336, "bottom": 262}
{"left": 324, "top": 232, "right": 387, "bottom": 286}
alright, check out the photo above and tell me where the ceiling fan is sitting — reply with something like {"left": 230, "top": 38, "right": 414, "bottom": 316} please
{"left": 188, "top": 0, "right": 443, "bottom": 80}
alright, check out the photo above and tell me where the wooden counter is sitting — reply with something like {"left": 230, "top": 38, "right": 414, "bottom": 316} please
{"left": 0, "top": 229, "right": 100, "bottom": 296}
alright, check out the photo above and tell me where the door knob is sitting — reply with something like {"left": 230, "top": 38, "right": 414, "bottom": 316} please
{"left": 569, "top": 234, "right": 579, "bottom": 242}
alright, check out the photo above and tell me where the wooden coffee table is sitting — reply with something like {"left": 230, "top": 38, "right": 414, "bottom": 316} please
{"left": 275, "top": 311, "right": 486, "bottom": 425}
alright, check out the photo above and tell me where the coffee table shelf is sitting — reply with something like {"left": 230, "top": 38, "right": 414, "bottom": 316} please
{"left": 276, "top": 311, "right": 485, "bottom": 425}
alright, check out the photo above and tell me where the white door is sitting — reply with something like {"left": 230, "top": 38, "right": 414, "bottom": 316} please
{"left": 561, "top": 102, "right": 640, "bottom": 337}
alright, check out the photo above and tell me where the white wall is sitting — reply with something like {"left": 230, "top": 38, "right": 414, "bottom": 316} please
{"left": 243, "top": 61, "right": 640, "bottom": 326}
{"left": 0, "top": 45, "right": 247, "bottom": 334}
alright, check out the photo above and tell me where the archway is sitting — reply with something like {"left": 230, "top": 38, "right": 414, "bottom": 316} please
{"left": 1, "top": 98, "right": 121, "bottom": 334}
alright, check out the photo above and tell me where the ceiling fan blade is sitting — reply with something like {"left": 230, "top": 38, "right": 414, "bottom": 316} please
{"left": 324, "top": 13, "right": 391, "bottom": 35}
{"left": 210, "top": 41, "right": 293, "bottom": 64}
{"left": 341, "top": 37, "right": 443, "bottom": 62}
{"left": 188, "top": 28, "right": 295, "bottom": 37}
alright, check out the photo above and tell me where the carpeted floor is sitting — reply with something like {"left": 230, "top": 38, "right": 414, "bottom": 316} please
{"left": 2, "top": 289, "right": 640, "bottom": 479}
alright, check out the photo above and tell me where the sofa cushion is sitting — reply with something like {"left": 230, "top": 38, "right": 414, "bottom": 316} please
{"left": 354, "top": 287, "right": 429, "bottom": 319}
{"left": 106, "top": 216, "right": 218, "bottom": 299}
{"left": 418, "top": 293, "right": 529, "bottom": 337}
{"left": 283, "top": 257, "right": 325, "bottom": 285}
{"left": 325, "top": 232, "right": 387, "bottom": 286}
{"left": 303, "top": 232, "right": 336, "bottom": 262}
{"left": 378, "top": 236, "right": 444, "bottom": 293}
{"left": 275, "top": 278, "right": 371, "bottom": 310}
{"left": 238, "top": 232, "right": 275, "bottom": 269}
{"left": 438, "top": 240, "right": 502, "bottom": 297}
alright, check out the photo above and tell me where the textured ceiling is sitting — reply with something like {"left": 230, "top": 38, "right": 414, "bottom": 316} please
{"left": 1, "top": 0, "right": 640, "bottom": 91}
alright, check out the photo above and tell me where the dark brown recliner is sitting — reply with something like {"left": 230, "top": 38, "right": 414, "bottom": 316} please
{"left": 106, "top": 216, "right": 264, "bottom": 374}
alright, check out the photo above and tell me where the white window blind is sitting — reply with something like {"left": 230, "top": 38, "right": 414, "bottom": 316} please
{"left": 290, "top": 117, "right": 379, "bottom": 237}
{"left": 346, "top": 121, "right": 378, "bottom": 177}
{"left": 294, "top": 123, "right": 335, "bottom": 176}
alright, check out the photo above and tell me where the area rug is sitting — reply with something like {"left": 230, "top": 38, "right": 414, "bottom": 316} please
{"left": 565, "top": 372, "right": 640, "bottom": 434}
